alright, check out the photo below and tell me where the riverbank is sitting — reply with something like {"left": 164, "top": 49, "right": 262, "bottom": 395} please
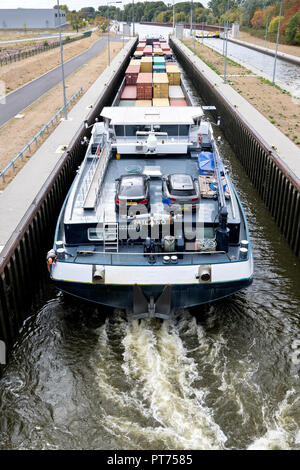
{"left": 0, "top": 41, "right": 124, "bottom": 190}
{"left": 183, "top": 38, "right": 300, "bottom": 150}
{"left": 239, "top": 29, "right": 300, "bottom": 58}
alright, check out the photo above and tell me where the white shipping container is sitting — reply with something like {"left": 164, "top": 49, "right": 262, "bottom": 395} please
{"left": 168, "top": 86, "right": 184, "bottom": 99}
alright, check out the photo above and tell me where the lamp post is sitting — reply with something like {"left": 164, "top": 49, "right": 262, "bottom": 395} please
{"left": 132, "top": 0, "right": 135, "bottom": 36}
{"left": 223, "top": 0, "right": 230, "bottom": 84}
{"left": 173, "top": 0, "right": 175, "bottom": 35}
{"left": 107, "top": 1, "right": 122, "bottom": 66}
{"left": 190, "top": 0, "right": 193, "bottom": 37}
{"left": 56, "top": 0, "right": 67, "bottom": 120}
{"left": 272, "top": 0, "right": 283, "bottom": 84}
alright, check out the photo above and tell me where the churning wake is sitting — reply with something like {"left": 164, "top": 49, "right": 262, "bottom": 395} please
{"left": 91, "top": 311, "right": 300, "bottom": 450}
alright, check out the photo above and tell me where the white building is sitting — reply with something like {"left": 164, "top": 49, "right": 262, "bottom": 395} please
{"left": 0, "top": 8, "right": 67, "bottom": 30}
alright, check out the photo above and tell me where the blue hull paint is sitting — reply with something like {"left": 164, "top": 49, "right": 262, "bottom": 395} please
{"left": 52, "top": 279, "right": 253, "bottom": 310}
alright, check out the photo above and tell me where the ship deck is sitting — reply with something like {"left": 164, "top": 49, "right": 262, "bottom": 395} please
{"left": 57, "top": 153, "right": 247, "bottom": 267}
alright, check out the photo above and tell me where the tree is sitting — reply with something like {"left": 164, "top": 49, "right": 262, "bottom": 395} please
{"left": 268, "top": 15, "right": 284, "bottom": 33}
{"left": 285, "top": 10, "right": 300, "bottom": 43}
{"left": 251, "top": 9, "right": 265, "bottom": 29}
{"left": 281, "top": 0, "right": 300, "bottom": 33}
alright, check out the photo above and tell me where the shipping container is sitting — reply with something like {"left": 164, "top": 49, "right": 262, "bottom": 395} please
{"left": 169, "top": 99, "right": 187, "bottom": 106}
{"left": 135, "top": 100, "right": 152, "bottom": 107}
{"left": 136, "top": 73, "right": 153, "bottom": 100}
{"left": 119, "top": 100, "right": 136, "bottom": 107}
{"left": 169, "top": 85, "right": 184, "bottom": 99}
{"left": 140, "top": 57, "right": 152, "bottom": 73}
{"left": 153, "top": 65, "right": 166, "bottom": 73}
{"left": 153, "top": 73, "right": 169, "bottom": 99}
{"left": 152, "top": 98, "right": 169, "bottom": 106}
{"left": 143, "top": 46, "right": 153, "bottom": 56}
{"left": 120, "top": 85, "right": 137, "bottom": 100}
{"left": 153, "top": 57, "right": 165, "bottom": 65}
{"left": 166, "top": 65, "right": 181, "bottom": 86}
{"left": 125, "top": 65, "right": 140, "bottom": 85}
{"left": 130, "top": 59, "right": 141, "bottom": 66}
{"left": 134, "top": 51, "right": 143, "bottom": 57}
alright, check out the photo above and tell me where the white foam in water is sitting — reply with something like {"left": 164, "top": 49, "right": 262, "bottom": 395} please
{"left": 248, "top": 388, "right": 300, "bottom": 450}
{"left": 120, "top": 318, "right": 227, "bottom": 450}
{"left": 91, "top": 311, "right": 299, "bottom": 450}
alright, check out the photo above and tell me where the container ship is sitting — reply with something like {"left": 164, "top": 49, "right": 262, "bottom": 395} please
{"left": 47, "top": 38, "right": 253, "bottom": 319}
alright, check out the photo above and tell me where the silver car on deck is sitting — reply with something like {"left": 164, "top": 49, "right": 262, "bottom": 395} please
{"left": 162, "top": 173, "right": 200, "bottom": 209}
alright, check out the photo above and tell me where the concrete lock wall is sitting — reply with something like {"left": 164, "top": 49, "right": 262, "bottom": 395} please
{"left": 0, "top": 38, "right": 138, "bottom": 358}
{"left": 169, "top": 37, "right": 300, "bottom": 260}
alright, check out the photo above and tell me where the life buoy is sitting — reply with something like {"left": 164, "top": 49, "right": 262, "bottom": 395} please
{"left": 198, "top": 135, "right": 202, "bottom": 146}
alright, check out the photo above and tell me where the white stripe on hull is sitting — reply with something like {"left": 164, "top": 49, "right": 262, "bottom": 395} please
{"left": 51, "top": 254, "right": 253, "bottom": 285}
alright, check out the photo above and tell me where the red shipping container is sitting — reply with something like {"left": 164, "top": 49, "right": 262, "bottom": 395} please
{"left": 170, "top": 99, "right": 187, "bottom": 106}
{"left": 136, "top": 73, "right": 153, "bottom": 99}
{"left": 125, "top": 65, "right": 140, "bottom": 85}
{"left": 121, "top": 85, "right": 137, "bottom": 100}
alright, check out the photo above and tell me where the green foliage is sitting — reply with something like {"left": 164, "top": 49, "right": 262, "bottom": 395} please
{"left": 268, "top": 15, "right": 284, "bottom": 33}
{"left": 285, "top": 10, "right": 300, "bottom": 43}
{"left": 96, "top": 2, "right": 204, "bottom": 24}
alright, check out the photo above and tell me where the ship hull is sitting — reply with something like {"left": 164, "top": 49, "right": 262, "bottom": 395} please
{"left": 52, "top": 278, "right": 253, "bottom": 310}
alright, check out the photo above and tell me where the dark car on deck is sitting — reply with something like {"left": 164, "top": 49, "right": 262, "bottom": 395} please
{"left": 115, "top": 174, "right": 150, "bottom": 213}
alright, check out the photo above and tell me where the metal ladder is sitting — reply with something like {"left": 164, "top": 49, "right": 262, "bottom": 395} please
{"left": 103, "top": 222, "right": 119, "bottom": 252}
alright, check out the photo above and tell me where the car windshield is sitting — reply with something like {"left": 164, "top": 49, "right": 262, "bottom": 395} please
{"left": 119, "top": 177, "right": 145, "bottom": 198}
{"left": 168, "top": 174, "right": 196, "bottom": 196}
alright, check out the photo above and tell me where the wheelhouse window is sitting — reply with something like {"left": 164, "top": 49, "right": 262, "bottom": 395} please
{"left": 179, "top": 125, "right": 189, "bottom": 136}
{"left": 159, "top": 125, "right": 178, "bottom": 136}
{"left": 115, "top": 125, "right": 125, "bottom": 137}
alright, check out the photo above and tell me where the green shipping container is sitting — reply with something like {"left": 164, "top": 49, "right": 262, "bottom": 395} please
{"left": 119, "top": 100, "right": 136, "bottom": 107}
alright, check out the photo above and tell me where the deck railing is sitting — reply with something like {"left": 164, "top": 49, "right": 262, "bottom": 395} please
{"left": 0, "top": 88, "right": 83, "bottom": 184}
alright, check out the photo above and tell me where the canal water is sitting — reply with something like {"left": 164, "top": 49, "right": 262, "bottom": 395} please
{"left": 0, "top": 35, "right": 300, "bottom": 451}
{"left": 131, "top": 23, "right": 300, "bottom": 94}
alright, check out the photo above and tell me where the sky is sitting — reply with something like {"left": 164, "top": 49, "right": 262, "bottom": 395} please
{"left": 0, "top": 0, "right": 210, "bottom": 11}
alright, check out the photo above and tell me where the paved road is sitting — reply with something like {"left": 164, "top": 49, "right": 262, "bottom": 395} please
{"left": 0, "top": 36, "right": 122, "bottom": 128}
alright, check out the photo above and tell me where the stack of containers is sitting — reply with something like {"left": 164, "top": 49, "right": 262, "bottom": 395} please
{"left": 119, "top": 100, "right": 136, "bottom": 107}
{"left": 153, "top": 73, "right": 169, "bottom": 99}
{"left": 130, "top": 59, "right": 141, "bottom": 66}
{"left": 125, "top": 64, "right": 140, "bottom": 85}
{"left": 169, "top": 85, "right": 187, "bottom": 106}
{"left": 153, "top": 98, "right": 169, "bottom": 106}
{"left": 153, "top": 46, "right": 163, "bottom": 56}
{"left": 136, "top": 73, "right": 153, "bottom": 100}
{"left": 154, "top": 56, "right": 165, "bottom": 66}
{"left": 136, "top": 100, "right": 152, "bottom": 106}
{"left": 170, "top": 99, "right": 187, "bottom": 106}
{"left": 143, "top": 45, "right": 153, "bottom": 56}
{"left": 136, "top": 43, "right": 145, "bottom": 51}
{"left": 153, "top": 64, "right": 166, "bottom": 73}
{"left": 120, "top": 85, "right": 137, "bottom": 101}
{"left": 161, "top": 44, "right": 170, "bottom": 53}
{"left": 140, "top": 56, "right": 152, "bottom": 73}
{"left": 166, "top": 64, "right": 180, "bottom": 85}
